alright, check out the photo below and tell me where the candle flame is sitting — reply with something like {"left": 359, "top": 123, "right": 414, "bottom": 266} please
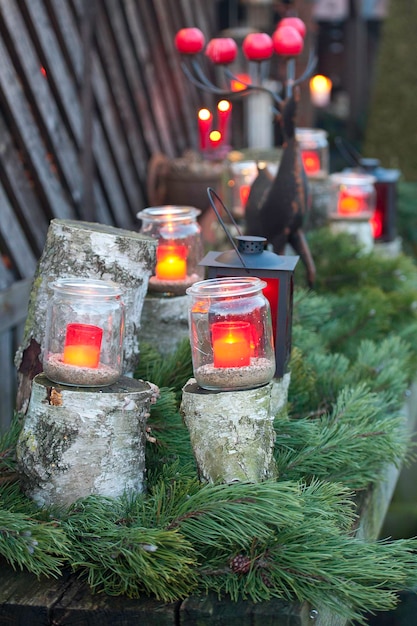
{"left": 209, "top": 130, "right": 222, "bottom": 144}
{"left": 217, "top": 99, "right": 231, "bottom": 113}
{"left": 310, "top": 74, "right": 332, "bottom": 93}
{"left": 230, "top": 73, "right": 251, "bottom": 92}
{"left": 198, "top": 108, "right": 212, "bottom": 121}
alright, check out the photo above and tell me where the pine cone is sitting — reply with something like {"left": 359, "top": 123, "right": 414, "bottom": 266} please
{"left": 229, "top": 554, "right": 251, "bottom": 574}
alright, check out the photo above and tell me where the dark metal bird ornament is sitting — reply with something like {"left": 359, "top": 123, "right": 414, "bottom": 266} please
{"left": 245, "top": 88, "right": 316, "bottom": 287}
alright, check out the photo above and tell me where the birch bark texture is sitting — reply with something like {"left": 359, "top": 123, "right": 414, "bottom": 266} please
{"left": 15, "top": 219, "right": 157, "bottom": 412}
{"left": 17, "top": 374, "right": 155, "bottom": 508}
{"left": 181, "top": 379, "right": 277, "bottom": 483}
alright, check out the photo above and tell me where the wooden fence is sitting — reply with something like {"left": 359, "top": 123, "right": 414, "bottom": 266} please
{"left": 0, "top": 0, "right": 216, "bottom": 430}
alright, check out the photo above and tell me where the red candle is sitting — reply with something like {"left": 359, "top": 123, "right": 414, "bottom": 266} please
{"left": 209, "top": 129, "right": 222, "bottom": 149}
{"left": 217, "top": 100, "right": 232, "bottom": 145}
{"left": 156, "top": 243, "right": 187, "bottom": 281}
{"left": 197, "top": 108, "right": 213, "bottom": 151}
{"left": 301, "top": 150, "right": 321, "bottom": 175}
{"left": 338, "top": 187, "right": 367, "bottom": 216}
{"left": 63, "top": 323, "right": 103, "bottom": 369}
{"left": 211, "top": 321, "right": 252, "bottom": 368}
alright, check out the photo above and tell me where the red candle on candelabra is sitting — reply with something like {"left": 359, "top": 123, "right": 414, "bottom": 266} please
{"left": 211, "top": 321, "right": 252, "bottom": 368}
{"left": 156, "top": 243, "right": 188, "bottom": 281}
{"left": 197, "top": 108, "right": 213, "bottom": 151}
{"left": 63, "top": 323, "right": 103, "bottom": 369}
{"left": 209, "top": 129, "right": 222, "bottom": 150}
{"left": 217, "top": 100, "right": 232, "bottom": 145}
{"left": 301, "top": 150, "right": 321, "bottom": 175}
{"left": 338, "top": 187, "right": 367, "bottom": 216}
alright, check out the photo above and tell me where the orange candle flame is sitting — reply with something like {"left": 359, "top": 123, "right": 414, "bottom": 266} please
{"left": 212, "top": 321, "right": 251, "bottom": 368}
{"left": 156, "top": 243, "right": 188, "bottom": 281}
{"left": 338, "top": 187, "right": 367, "bottom": 215}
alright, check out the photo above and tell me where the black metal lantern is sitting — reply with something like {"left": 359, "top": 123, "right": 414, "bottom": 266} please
{"left": 357, "top": 159, "right": 400, "bottom": 243}
{"left": 199, "top": 234, "right": 298, "bottom": 379}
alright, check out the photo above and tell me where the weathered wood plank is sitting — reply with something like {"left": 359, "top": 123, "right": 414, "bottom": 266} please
{"left": 0, "top": 114, "right": 48, "bottom": 257}
{"left": 0, "top": 18, "right": 73, "bottom": 221}
{"left": 102, "top": 0, "right": 160, "bottom": 160}
{"left": 0, "top": 185, "right": 37, "bottom": 278}
{"left": 1, "top": 0, "right": 82, "bottom": 214}
{"left": 0, "top": 279, "right": 32, "bottom": 334}
{"left": 153, "top": 0, "right": 200, "bottom": 151}
{"left": 124, "top": 0, "right": 176, "bottom": 158}
{"left": 0, "top": 279, "right": 31, "bottom": 430}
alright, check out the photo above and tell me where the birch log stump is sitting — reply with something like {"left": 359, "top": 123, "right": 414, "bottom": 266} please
{"left": 16, "top": 374, "right": 157, "bottom": 508}
{"left": 15, "top": 219, "right": 157, "bottom": 413}
{"left": 138, "top": 294, "right": 190, "bottom": 356}
{"left": 181, "top": 379, "right": 277, "bottom": 483}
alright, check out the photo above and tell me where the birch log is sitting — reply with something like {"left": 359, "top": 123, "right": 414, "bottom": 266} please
{"left": 138, "top": 294, "right": 190, "bottom": 355}
{"left": 180, "top": 379, "right": 277, "bottom": 483}
{"left": 16, "top": 374, "right": 157, "bottom": 508}
{"left": 15, "top": 219, "right": 157, "bottom": 413}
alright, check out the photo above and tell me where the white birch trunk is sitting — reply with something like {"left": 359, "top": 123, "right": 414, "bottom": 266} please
{"left": 138, "top": 294, "right": 190, "bottom": 355}
{"left": 16, "top": 374, "right": 157, "bottom": 508}
{"left": 181, "top": 379, "right": 277, "bottom": 483}
{"left": 15, "top": 219, "right": 157, "bottom": 412}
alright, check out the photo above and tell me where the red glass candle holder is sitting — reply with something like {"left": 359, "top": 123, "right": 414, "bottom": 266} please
{"left": 63, "top": 323, "right": 103, "bottom": 369}
{"left": 211, "top": 321, "right": 252, "bottom": 368}
{"left": 296, "top": 128, "right": 329, "bottom": 179}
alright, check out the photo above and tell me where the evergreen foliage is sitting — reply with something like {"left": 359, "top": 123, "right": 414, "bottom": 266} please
{"left": 1, "top": 228, "right": 417, "bottom": 622}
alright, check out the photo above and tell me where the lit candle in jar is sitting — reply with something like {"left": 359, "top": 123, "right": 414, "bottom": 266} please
{"left": 338, "top": 187, "right": 367, "bottom": 216}
{"left": 309, "top": 74, "right": 332, "bottom": 108}
{"left": 212, "top": 321, "right": 252, "bottom": 368}
{"left": 301, "top": 150, "right": 321, "bottom": 175}
{"left": 156, "top": 243, "right": 188, "bottom": 281}
{"left": 209, "top": 129, "right": 222, "bottom": 149}
{"left": 63, "top": 323, "right": 103, "bottom": 369}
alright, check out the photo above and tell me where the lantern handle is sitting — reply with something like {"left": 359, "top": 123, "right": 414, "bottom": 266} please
{"left": 334, "top": 136, "right": 362, "bottom": 168}
{"left": 206, "top": 187, "right": 248, "bottom": 270}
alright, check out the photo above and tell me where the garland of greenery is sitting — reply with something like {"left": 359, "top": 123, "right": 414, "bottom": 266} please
{"left": 1, "top": 228, "right": 417, "bottom": 624}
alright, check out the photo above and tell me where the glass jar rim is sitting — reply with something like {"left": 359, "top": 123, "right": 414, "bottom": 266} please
{"left": 50, "top": 278, "right": 123, "bottom": 298}
{"left": 137, "top": 206, "right": 201, "bottom": 222}
{"left": 296, "top": 127, "right": 328, "bottom": 138}
{"left": 186, "top": 276, "right": 266, "bottom": 298}
{"left": 329, "top": 171, "right": 376, "bottom": 186}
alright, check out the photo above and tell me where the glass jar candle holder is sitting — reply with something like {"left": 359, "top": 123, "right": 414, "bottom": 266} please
{"left": 296, "top": 128, "right": 329, "bottom": 179}
{"left": 43, "top": 278, "right": 125, "bottom": 387}
{"left": 225, "top": 160, "right": 259, "bottom": 217}
{"left": 187, "top": 276, "right": 275, "bottom": 391}
{"left": 137, "top": 206, "right": 204, "bottom": 296}
{"left": 329, "top": 171, "right": 376, "bottom": 220}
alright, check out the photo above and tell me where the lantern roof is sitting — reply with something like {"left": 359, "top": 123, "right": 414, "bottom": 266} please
{"left": 200, "top": 236, "right": 299, "bottom": 272}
